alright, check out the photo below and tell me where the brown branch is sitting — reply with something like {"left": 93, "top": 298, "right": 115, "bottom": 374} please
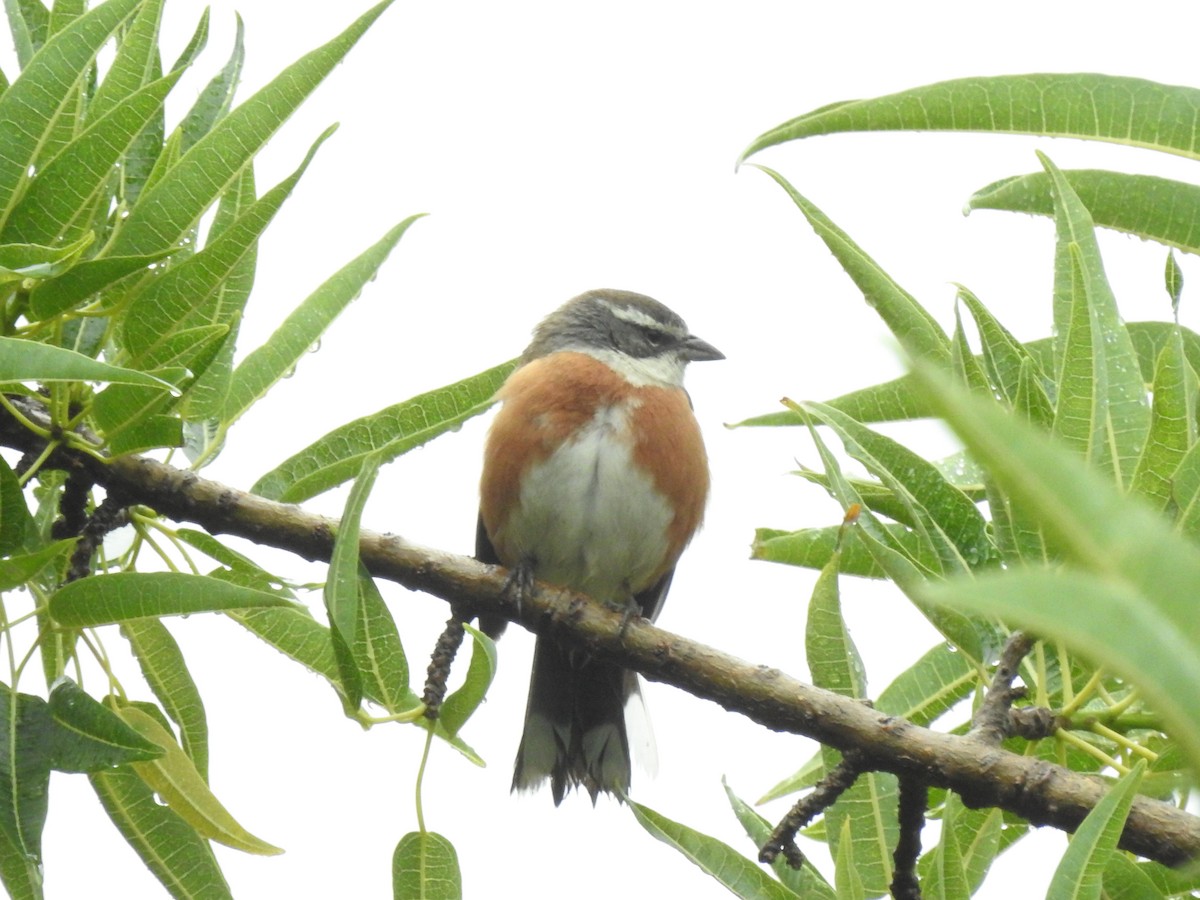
{"left": 3, "top": 396, "right": 1199, "bottom": 868}
{"left": 759, "top": 749, "right": 864, "bottom": 867}
{"left": 891, "top": 776, "right": 928, "bottom": 900}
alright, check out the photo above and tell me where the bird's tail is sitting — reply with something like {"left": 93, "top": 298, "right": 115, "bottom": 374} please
{"left": 512, "top": 636, "right": 639, "bottom": 805}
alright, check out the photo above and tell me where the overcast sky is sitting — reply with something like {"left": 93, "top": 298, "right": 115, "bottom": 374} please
{"left": 31, "top": 2, "right": 1200, "bottom": 897}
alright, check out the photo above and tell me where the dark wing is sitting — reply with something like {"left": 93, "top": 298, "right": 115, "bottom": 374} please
{"left": 634, "top": 567, "right": 675, "bottom": 623}
{"left": 475, "top": 512, "right": 508, "bottom": 639}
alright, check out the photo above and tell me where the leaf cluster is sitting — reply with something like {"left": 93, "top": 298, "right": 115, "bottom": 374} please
{"left": 630, "top": 74, "right": 1200, "bottom": 898}
{"left": 0, "top": 3, "right": 506, "bottom": 897}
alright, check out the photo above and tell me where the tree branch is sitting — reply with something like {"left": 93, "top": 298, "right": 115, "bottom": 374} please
{"left": 4, "top": 396, "right": 1198, "bottom": 868}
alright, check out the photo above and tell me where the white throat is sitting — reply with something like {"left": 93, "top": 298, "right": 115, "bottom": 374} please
{"left": 579, "top": 346, "right": 686, "bottom": 388}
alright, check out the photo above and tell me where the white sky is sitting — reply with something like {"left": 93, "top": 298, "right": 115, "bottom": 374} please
{"left": 31, "top": 1, "right": 1200, "bottom": 897}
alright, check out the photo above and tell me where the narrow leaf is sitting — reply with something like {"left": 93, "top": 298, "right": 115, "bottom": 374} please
{"left": 0, "top": 0, "right": 141, "bottom": 228}
{"left": 116, "top": 704, "right": 282, "bottom": 856}
{"left": 90, "top": 766, "right": 233, "bottom": 898}
{"left": 723, "top": 781, "right": 835, "bottom": 899}
{"left": 324, "top": 454, "right": 382, "bottom": 712}
{"left": 436, "top": 624, "right": 497, "bottom": 738}
{"left": 0, "top": 688, "right": 51, "bottom": 864}
{"left": 46, "top": 678, "right": 162, "bottom": 771}
{"left": 629, "top": 800, "right": 800, "bottom": 900}
{"left": 223, "top": 214, "right": 425, "bottom": 433}
{"left": 109, "top": 0, "right": 396, "bottom": 257}
{"left": 748, "top": 164, "right": 950, "bottom": 365}
{"left": 5, "top": 70, "right": 184, "bottom": 246}
{"left": 120, "top": 618, "right": 209, "bottom": 779}
{"left": 741, "top": 74, "right": 1200, "bottom": 163}
{"left": 1047, "top": 762, "right": 1145, "bottom": 900}
{"left": 0, "top": 337, "right": 175, "bottom": 391}
{"left": 354, "top": 570, "right": 415, "bottom": 717}
{"left": 1130, "top": 325, "right": 1197, "bottom": 509}
{"left": 254, "top": 359, "right": 514, "bottom": 503}
{"left": 27, "top": 250, "right": 175, "bottom": 320}
{"left": 969, "top": 170, "right": 1200, "bottom": 255}
{"left": 122, "top": 127, "right": 335, "bottom": 366}
{"left": 1043, "top": 154, "right": 1150, "bottom": 485}
{"left": 50, "top": 572, "right": 295, "bottom": 627}
{"left": 0, "top": 455, "right": 34, "bottom": 555}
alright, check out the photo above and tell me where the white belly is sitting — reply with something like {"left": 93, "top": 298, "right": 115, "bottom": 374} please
{"left": 502, "top": 405, "right": 672, "bottom": 603}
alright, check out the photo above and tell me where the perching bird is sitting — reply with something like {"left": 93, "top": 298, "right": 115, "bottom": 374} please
{"left": 477, "top": 289, "right": 722, "bottom": 803}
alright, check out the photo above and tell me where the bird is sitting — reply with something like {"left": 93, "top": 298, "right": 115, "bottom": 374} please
{"left": 476, "top": 288, "right": 723, "bottom": 804}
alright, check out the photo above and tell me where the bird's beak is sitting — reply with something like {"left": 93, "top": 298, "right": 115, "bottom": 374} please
{"left": 682, "top": 334, "right": 725, "bottom": 362}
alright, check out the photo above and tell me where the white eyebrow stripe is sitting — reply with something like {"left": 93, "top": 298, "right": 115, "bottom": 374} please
{"left": 604, "top": 299, "right": 684, "bottom": 336}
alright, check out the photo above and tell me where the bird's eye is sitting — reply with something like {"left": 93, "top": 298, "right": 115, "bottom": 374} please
{"left": 645, "top": 331, "right": 665, "bottom": 347}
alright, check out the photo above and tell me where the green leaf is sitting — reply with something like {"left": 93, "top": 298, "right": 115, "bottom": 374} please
{"left": 90, "top": 766, "right": 233, "bottom": 898}
{"left": 629, "top": 799, "right": 800, "bottom": 899}
{"left": 0, "top": 541, "right": 72, "bottom": 591}
{"left": 740, "top": 74, "right": 1200, "bottom": 163}
{"left": 177, "top": 12, "right": 242, "bottom": 153}
{"left": 120, "top": 618, "right": 209, "bottom": 780}
{"left": 0, "top": 337, "right": 176, "bottom": 391}
{"left": 1130, "top": 324, "right": 1196, "bottom": 510}
{"left": 46, "top": 0, "right": 83, "bottom": 35}
{"left": 748, "top": 164, "right": 950, "bottom": 365}
{"left": 392, "top": 832, "right": 462, "bottom": 900}
{"left": 1165, "top": 250, "right": 1184, "bottom": 313}
{"left": 50, "top": 572, "right": 295, "bottom": 627}
{"left": 806, "top": 545, "right": 866, "bottom": 699}
{"left": 88, "top": 0, "right": 166, "bottom": 119}
{"left": 822, "top": 764, "right": 898, "bottom": 895}
{"left": 969, "top": 170, "right": 1200, "bottom": 256}
{"left": 0, "top": 0, "right": 141, "bottom": 229}
{"left": 223, "top": 213, "right": 426, "bottom": 435}
{"left": 0, "top": 813, "right": 41, "bottom": 900}
{"left": 27, "top": 250, "right": 176, "bottom": 320}
{"left": 436, "top": 624, "right": 497, "bottom": 738}
{"left": 116, "top": 704, "right": 282, "bottom": 856}
{"left": 324, "top": 454, "right": 381, "bottom": 712}
{"left": 756, "top": 751, "right": 825, "bottom": 805}
{"left": 1102, "top": 854, "right": 1168, "bottom": 900}
{"left": 223, "top": 605, "right": 339, "bottom": 685}
{"left": 1172, "top": 440, "right": 1200, "bottom": 538}
{"left": 180, "top": 165, "right": 258, "bottom": 434}
{"left": 45, "top": 678, "right": 162, "bottom": 771}
{"left": 122, "top": 127, "right": 335, "bottom": 367}
{"left": 1047, "top": 762, "right": 1145, "bottom": 900}
{"left": 804, "top": 547, "right": 897, "bottom": 894}
{"left": 723, "top": 782, "right": 835, "bottom": 898}
{"left": 801, "top": 400, "right": 993, "bottom": 573}
{"left": 957, "top": 286, "right": 1053, "bottom": 410}
{"left": 737, "top": 321, "right": 1200, "bottom": 430}
{"left": 752, "top": 523, "right": 939, "bottom": 578}
{"left": 5, "top": 70, "right": 184, "bottom": 247}
{"left": 6, "top": 0, "right": 49, "bottom": 69}
{"left": 1043, "top": 155, "right": 1150, "bottom": 485}
{"left": 913, "top": 363, "right": 1200, "bottom": 765}
{"left": 833, "top": 818, "right": 867, "bottom": 900}
{"left": 108, "top": 0, "right": 396, "bottom": 258}
{"left": 874, "top": 643, "right": 976, "bottom": 728}
{"left": 0, "top": 234, "right": 93, "bottom": 281}
{"left": 0, "top": 687, "right": 51, "bottom": 865}
{"left": 354, "top": 571, "right": 416, "bottom": 717}
{"left": 798, "top": 414, "right": 991, "bottom": 660}
{"left": 254, "top": 359, "right": 515, "bottom": 503}
{"left": 918, "top": 795, "right": 976, "bottom": 900}
{"left": 0, "top": 455, "right": 34, "bottom": 555}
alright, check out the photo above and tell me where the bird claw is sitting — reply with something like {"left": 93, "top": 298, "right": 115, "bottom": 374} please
{"left": 617, "top": 595, "right": 641, "bottom": 638}
{"left": 502, "top": 557, "right": 537, "bottom": 618}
